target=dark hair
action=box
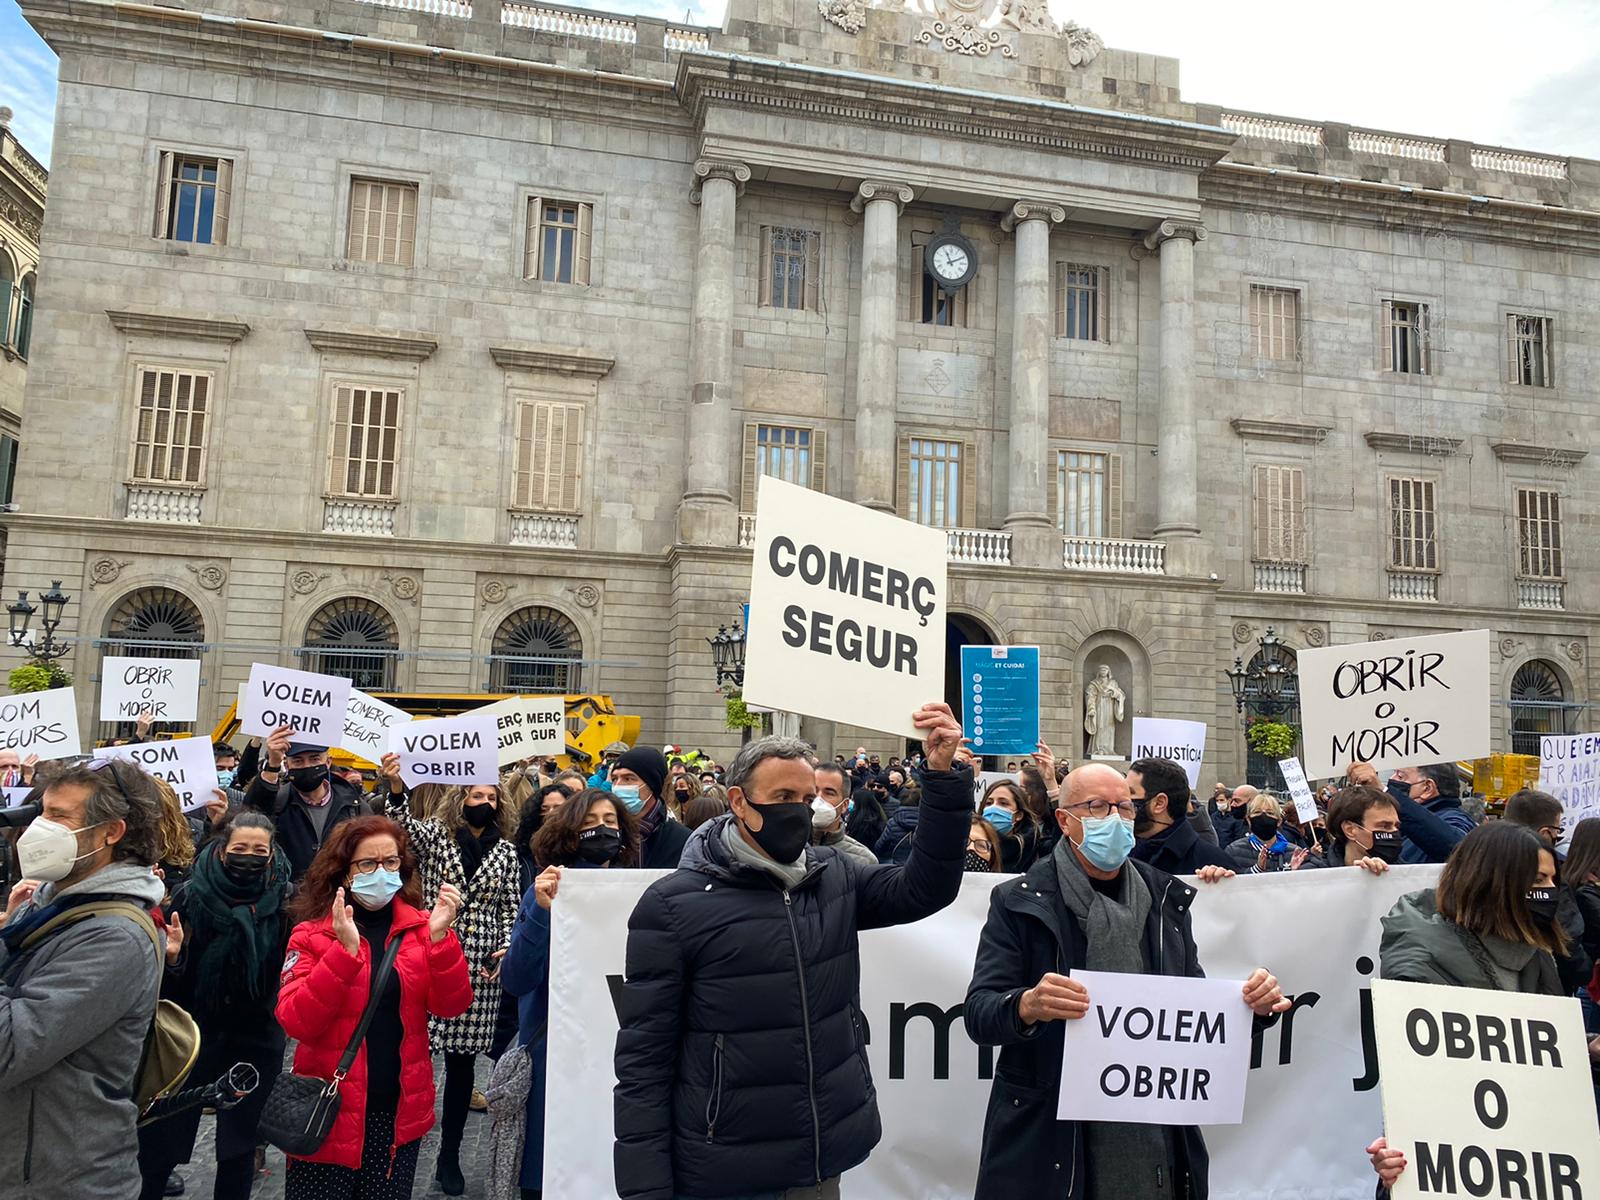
[846,786,886,848]
[1326,785,1397,853]
[814,762,851,794]
[289,815,423,923]
[513,783,571,857]
[1129,757,1190,820]
[1416,762,1460,800]
[969,814,1003,868]
[213,742,237,759]
[1436,823,1565,956]
[981,779,1032,828]
[50,761,164,868]
[532,787,639,868]
[682,793,729,831]
[221,811,275,846]
[1016,763,1050,823]
[1505,788,1563,833]
[1564,819,1600,887]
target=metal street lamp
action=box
[707,621,747,690]
[1225,625,1298,715]
[8,579,72,661]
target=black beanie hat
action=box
[615,746,667,802]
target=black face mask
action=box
[964,849,992,873]
[462,802,496,829]
[1230,802,1249,817]
[741,800,812,863]
[575,826,623,865]
[1365,829,1404,864]
[287,764,329,795]
[1527,887,1560,928]
[223,852,270,884]
[1249,815,1281,841]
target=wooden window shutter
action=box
[895,432,912,518]
[328,385,351,494]
[1418,305,1431,375]
[809,427,827,491]
[740,423,760,512]
[1107,453,1124,538]
[1250,465,1269,560]
[576,203,593,287]
[153,151,174,238]
[1047,448,1062,529]
[805,232,821,312]
[211,159,233,246]
[1052,263,1065,338]
[512,403,535,508]
[523,198,540,280]
[557,402,584,510]
[528,402,553,509]
[758,228,773,308]
[959,440,977,528]
[1505,315,1519,384]
[1380,301,1394,371]
[1098,266,1113,343]
[1289,466,1306,562]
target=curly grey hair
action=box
[726,736,817,793]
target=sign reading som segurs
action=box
[1297,629,1490,780]
[743,476,947,739]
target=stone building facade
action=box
[0,108,43,522]
[10,0,1598,776]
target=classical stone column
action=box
[1001,201,1065,567]
[1143,219,1208,571]
[850,180,914,513]
[678,158,750,547]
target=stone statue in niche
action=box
[1084,664,1126,759]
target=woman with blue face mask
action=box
[979,780,1038,873]
[276,815,472,1200]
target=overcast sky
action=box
[5,0,1599,166]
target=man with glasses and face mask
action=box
[244,725,369,881]
[0,758,167,1200]
[964,762,1290,1200]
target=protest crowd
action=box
[0,677,1597,1200]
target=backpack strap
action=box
[20,899,162,961]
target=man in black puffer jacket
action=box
[614,702,970,1200]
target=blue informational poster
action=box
[960,645,1041,758]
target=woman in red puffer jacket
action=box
[276,814,473,1200]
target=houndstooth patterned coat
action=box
[386,793,522,1054]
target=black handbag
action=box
[259,934,404,1157]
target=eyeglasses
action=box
[351,856,403,875]
[1064,799,1138,820]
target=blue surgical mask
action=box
[981,805,1015,836]
[1074,813,1135,872]
[216,768,236,790]
[349,867,402,910]
[612,784,644,814]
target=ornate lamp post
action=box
[1225,625,1297,716]
[707,621,747,690]
[8,580,71,661]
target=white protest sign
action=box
[101,737,219,811]
[1373,978,1600,1200]
[389,714,498,788]
[1131,717,1207,788]
[743,475,946,739]
[545,864,1443,1200]
[1279,757,1320,824]
[1058,969,1252,1125]
[1298,629,1490,780]
[974,770,1014,805]
[99,657,202,723]
[470,696,566,766]
[1541,734,1600,832]
[340,690,413,763]
[2,786,31,807]
[237,663,351,743]
[0,688,82,759]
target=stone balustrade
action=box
[1387,571,1438,602]
[125,486,203,524]
[737,513,756,548]
[1253,562,1307,594]
[1517,579,1565,611]
[509,512,580,549]
[1064,536,1166,574]
[324,499,396,536]
[946,528,1012,566]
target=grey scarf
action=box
[1053,838,1174,1198]
[722,820,809,890]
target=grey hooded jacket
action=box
[1379,887,1562,995]
[0,862,166,1200]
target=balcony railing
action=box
[1517,579,1566,611]
[1064,537,1166,574]
[502,2,635,38]
[738,513,756,548]
[509,512,579,549]
[125,486,203,524]
[946,528,1011,566]
[1221,113,1324,145]
[1387,571,1438,602]
[1253,562,1307,594]
[324,499,396,536]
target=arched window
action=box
[490,605,582,694]
[15,273,33,360]
[0,253,14,347]
[1243,644,1301,789]
[301,597,398,690]
[104,587,205,658]
[1509,660,1569,756]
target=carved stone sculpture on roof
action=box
[819,0,1104,67]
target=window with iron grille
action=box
[1387,476,1438,570]
[907,438,962,527]
[303,597,398,690]
[328,384,403,500]
[1056,450,1120,537]
[1507,315,1553,387]
[347,179,417,266]
[490,605,582,694]
[1250,285,1300,361]
[1382,300,1430,374]
[512,399,583,512]
[525,198,592,285]
[1516,488,1563,579]
[1055,264,1105,341]
[154,154,232,245]
[759,227,820,310]
[130,367,210,486]
[1251,465,1307,562]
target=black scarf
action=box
[184,842,290,1026]
[456,822,500,883]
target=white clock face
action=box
[932,243,970,282]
